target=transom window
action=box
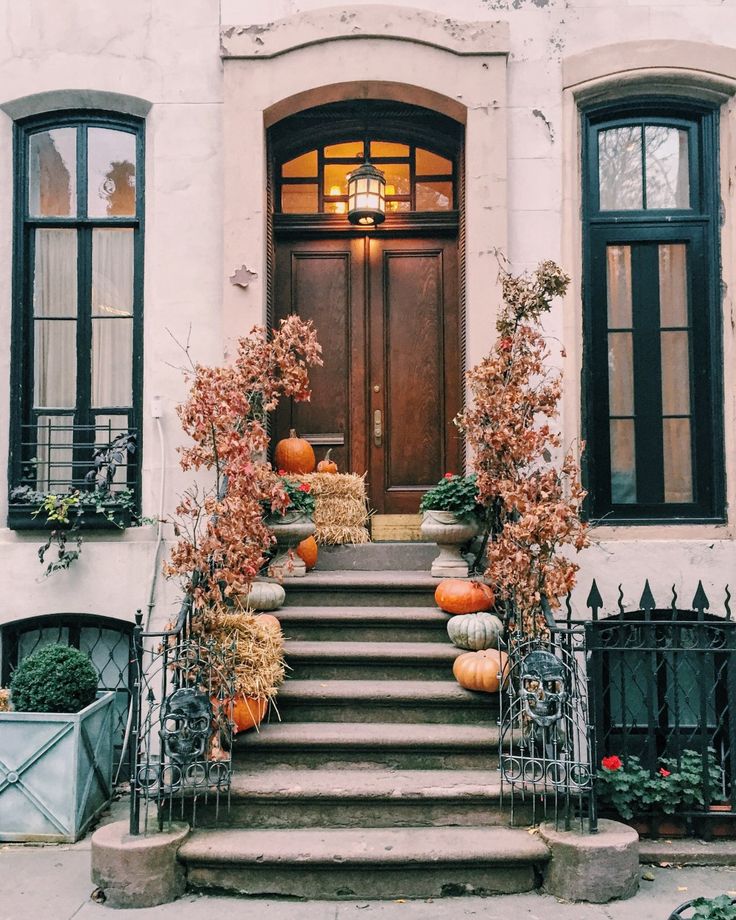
[583,103,722,523]
[278,139,455,214]
[9,113,143,517]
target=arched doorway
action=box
[269,100,464,514]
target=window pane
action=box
[370,141,410,158]
[610,419,637,504]
[281,184,318,213]
[386,200,410,213]
[661,331,691,416]
[19,625,70,659]
[34,320,76,407]
[416,181,452,211]
[92,319,133,407]
[80,626,130,688]
[416,148,452,175]
[608,333,635,416]
[606,246,632,327]
[33,229,78,317]
[382,164,410,197]
[645,127,689,209]
[29,128,77,217]
[325,200,348,215]
[92,229,134,317]
[659,244,688,327]
[324,141,364,159]
[87,127,136,217]
[94,414,132,487]
[33,415,75,491]
[282,151,317,178]
[663,418,693,502]
[598,126,643,210]
[324,164,353,196]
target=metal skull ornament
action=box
[160,688,212,764]
[519,649,567,727]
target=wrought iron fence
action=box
[128,599,236,835]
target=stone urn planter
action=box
[266,511,316,577]
[420,510,480,578]
[0,691,115,842]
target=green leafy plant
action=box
[597,750,723,819]
[273,474,316,517]
[419,473,482,519]
[9,645,98,713]
[685,896,736,920]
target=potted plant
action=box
[0,645,114,842]
[264,473,317,578]
[419,473,482,578]
[455,260,589,636]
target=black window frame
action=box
[582,98,724,524]
[8,110,145,528]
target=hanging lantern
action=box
[347,161,386,226]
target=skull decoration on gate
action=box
[519,649,567,753]
[160,688,212,766]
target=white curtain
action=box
[91,228,134,408]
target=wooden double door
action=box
[274,233,461,514]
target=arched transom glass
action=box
[278,140,455,214]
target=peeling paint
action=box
[532,108,555,143]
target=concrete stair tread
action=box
[277,605,447,623]
[227,767,502,800]
[285,570,439,589]
[179,825,549,866]
[284,640,461,661]
[238,721,497,748]
[278,679,489,704]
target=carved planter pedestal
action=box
[266,512,316,578]
[420,510,479,578]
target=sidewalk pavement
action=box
[1,800,735,920]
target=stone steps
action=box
[275,678,497,724]
[233,721,499,770]
[277,605,449,643]
[284,639,460,680]
[189,767,520,829]
[316,542,436,571]
[179,826,549,899]
[282,570,438,607]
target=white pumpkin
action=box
[447,611,504,651]
[237,581,286,612]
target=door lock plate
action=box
[373,409,382,447]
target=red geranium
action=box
[601,755,623,771]
[443,473,455,479]
[659,768,671,777]
[298,482,311,493]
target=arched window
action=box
[582,100,723,523]
[9,112,144,524]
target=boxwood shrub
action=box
[10,645,98,713]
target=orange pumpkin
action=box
[256,613,282,633]
[215,695,269,734]
[453,649,509,693]
[274,429,315,474]
[316,449,338,474]
[435,579,495,615]
[296,535,318,571]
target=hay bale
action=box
[0,688,10,712]
[298,472,370,545]
[194,607,285,701]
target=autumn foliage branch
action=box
[164,316,322,610]
[456,260,589,636]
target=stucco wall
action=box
[0,1,735,633]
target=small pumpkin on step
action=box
[435,578,495,615]
[316,449,338,474]
[274,428,316,474]
[453,648,509,693]
[447,611,504,651]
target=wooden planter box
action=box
[7,503,131,531]
[0,692,115,842]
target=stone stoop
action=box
[178,567,547,899]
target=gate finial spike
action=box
[692,580,710,617]
[639,580,656,613]
[586,580,603,621]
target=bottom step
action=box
[179,826,549,899]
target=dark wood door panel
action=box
[274,239,365,474]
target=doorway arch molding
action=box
[222,7,509,373]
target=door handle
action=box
[373,409,382,447]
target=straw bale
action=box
[0,689,9,712]
[194,607,285,701]
[298,472,371,545]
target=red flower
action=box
[278,469,287,476]
[659,768,671,778]
[499,337,513,352]
[601,755,623,771]
[298,482,311,493]
[443,473,455,479]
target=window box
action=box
[7,501,132,531]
